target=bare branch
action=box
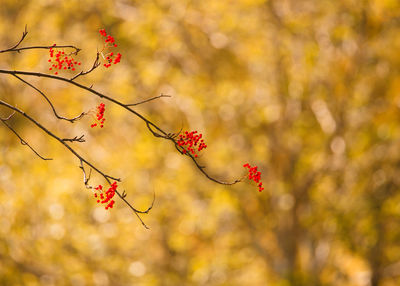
[126,93,171,107]
[79,160,92,189]
[0,26,80,54]
[117,188,156,215]
[0,40,81,54]
[0,25,28,53]
[0,111,15,121]
[146,122,165,138]
[177,141,242,185]
[71,52,101,81]
[0,115,52,160]
[62,135,85,143]
[12,74,86,123]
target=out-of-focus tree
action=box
[1,0,400,285]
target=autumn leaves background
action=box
[1,0,400,285]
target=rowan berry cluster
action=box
[243,163,264,192]
[94,181,117,210]
[90,103,105,128]
[48,44,81,75]
[99,29,121,68]
[177,131,207,158]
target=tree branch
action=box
[0,69,240,185]
[71,52,100,81]
[0,34,80,55]
[126,93,171,107]
[0,112,52,160]
[0,25,28,53]
[0,99,154,227]
[12,74,86,122]
[62,135,85,143]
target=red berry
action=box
[243,163,264,192]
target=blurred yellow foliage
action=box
[1,0,400,285]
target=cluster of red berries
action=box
[99,29,121,68]
[90,103,105,128]
[48,44,81,75]
[94,181,117,210]
[243,163,264,192]
[177,131,207,158]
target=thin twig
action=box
[0,111,15,121]
[126,93,171,107]
[1,44,81,54]
[62,135,85,143]
[79,160,92,189]
[0,26,80,54]
[0,116,52,160]
[79,159,151,228]
[71,52,100,81]
[0,25,28,53]
[12,74,86,123]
